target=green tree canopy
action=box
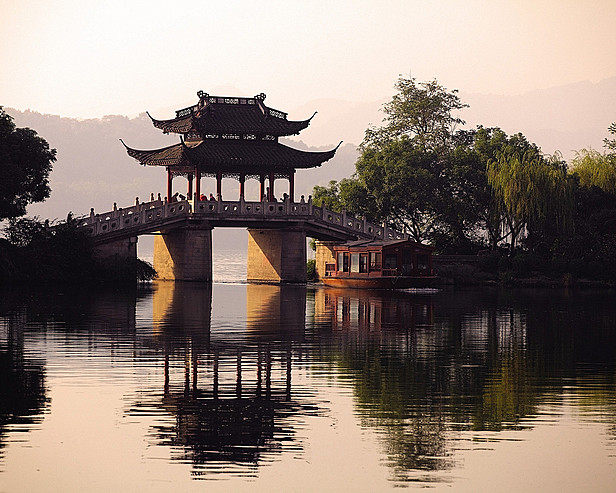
[363,77,467,152]
[312,75,586,259]
[0,108,56,219]
[570,149,616,195]
[487,152,572,250]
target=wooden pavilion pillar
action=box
[239,173,245,200]
[166,168,173,203]
[216,171,222,200]
[259,175,265,200]
[195,168,201,202]
[269,172,275,201]
[289,170,295,203]
[187,173,193,199]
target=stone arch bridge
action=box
[79,197,408,283]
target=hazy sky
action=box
[2,0,616,118]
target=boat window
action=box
[402,248,413,275]
[337,252,344,271]
[359,254,368,273]
[343,253,350,272]
[417,254,429,271]
[384,253,397,269]
[369,252,381,270]
[350,253,360,273]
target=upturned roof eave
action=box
[122,139,341,170]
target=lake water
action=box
[1,279,616,491]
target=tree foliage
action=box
[0,108,56,219]
[311,74,616,280]
[570,149,616,194]
[312,180,343,212]
[363,77,467,152]
[487,152,572,250]
[1,216,156,283]
[604,122,616,152]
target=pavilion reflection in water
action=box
[131,282,317,477]
[2,284,616,486]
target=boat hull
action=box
[321,276,437,289]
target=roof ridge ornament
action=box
[197,90,209,99]
[254,93,266,101]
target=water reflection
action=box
[131,282,317,478]
[0,284,615,489]
[0,312,48,467]
[311,288,616,482]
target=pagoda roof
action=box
[147,92,316,137]
[121,138,341,174]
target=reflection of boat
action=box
[314,287,434,330]
[321,239,437,288]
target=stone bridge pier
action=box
[93,237,138,261]
[81,197,409,284]
[247,229,307,283]
[154,226,213,282]
[152,225,307,283]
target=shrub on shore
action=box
[1,217,156,284]
[306,259,316,281]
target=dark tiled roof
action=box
[147,100,313,137]
[122,139,340,171]
[338,239,434,249]
[148,112,194,134]
[122,141,187,167]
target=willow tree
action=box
[487,152,572,251]
[472,128,545,249]
[570,149,616,194]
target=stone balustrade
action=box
[70,197,408,242]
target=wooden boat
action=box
[320,239,437,289]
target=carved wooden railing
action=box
[72,197,408,242]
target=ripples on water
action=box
[1,275,616,491]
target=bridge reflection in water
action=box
[131,282,317,477]
[1,285,616,487]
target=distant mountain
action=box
[292,77,616,158]
[6,109,358,255]
[462,77,616,158]
[6,76,614,255]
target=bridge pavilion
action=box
[122,91,340,203]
